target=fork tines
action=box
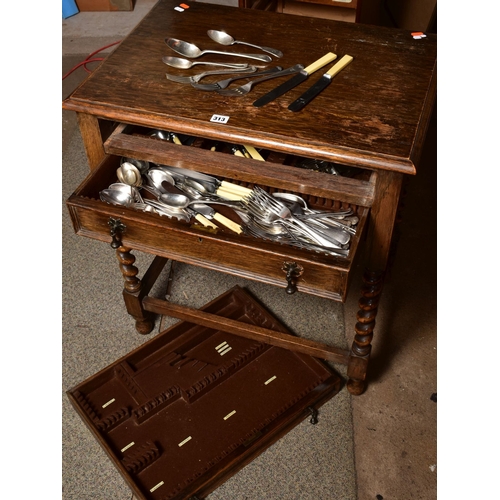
[241,187,273,216]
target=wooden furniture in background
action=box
[240,0,361,22]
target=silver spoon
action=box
[165,38,272,62]
[147,169,176,193]
[116,166,135,186]
[117,162,142,187]
[120,156,149,174]
[108,183,144,204]
[144,200,191,221]
[162,56,249,70]
[162,193,192,208]
[272,192,354,218]
[207,30,283,59]
[100,189,135,207]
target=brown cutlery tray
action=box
[67,285,342,500]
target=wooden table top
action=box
[63,0,437,174]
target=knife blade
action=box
[288,55,353,112]
[252,52,337,107]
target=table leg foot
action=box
[347,378,366,396]
[133,316,155,335]
[346,269,384,395]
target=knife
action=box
[156,164,251,198]
[288,55,353,112]
[252,52,337,107]
[191,204,243,234]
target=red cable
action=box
[62,41,121,80]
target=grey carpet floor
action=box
[62,125,357,499]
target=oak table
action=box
[64,0,437,395]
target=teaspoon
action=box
[165,38,272,62]
[207,30,283,58]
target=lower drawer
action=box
[67,154,368,301]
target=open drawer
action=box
[67,124,373,301]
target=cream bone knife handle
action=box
[216,182,252,200]
[303,52,338,74]
[215,190,244,201]
[193,213,218,229]
[212,212,243,234]
[242,145,265,161]
[192,203,243,233]
[219,181,252,196]
[324,54,353,78]
[186,207,218,228]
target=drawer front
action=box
[68,199,351,300]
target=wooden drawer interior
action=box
[103,122,375,207]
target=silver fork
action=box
[191,66,283,91]
[166,66,256,84]
[239,211,349,256]
[216,64,303,97]
[243,187,349,248]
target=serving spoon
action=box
[165,38,272,62]
[207,30,283,58]
[117,162,142,187]
[147,169,176,194]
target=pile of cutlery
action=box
[100,160,357,257]
[238,187,356,257]
[163,32,353,110]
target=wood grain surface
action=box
[63,0,437,173]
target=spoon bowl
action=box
[117,162,142,186]
[149,129,170,141]
[116,167,135,186]
[272,192,308,209]
[108,182,144,203]
[147,169,176,193]
[165,38,272,62]
[120,157,150,174]
[100,189,135,207]
[184,177,209,194]
[207,30,283,58]
[158,192,192,209]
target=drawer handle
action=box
[282,261,304,295]
[108,217,126,248]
